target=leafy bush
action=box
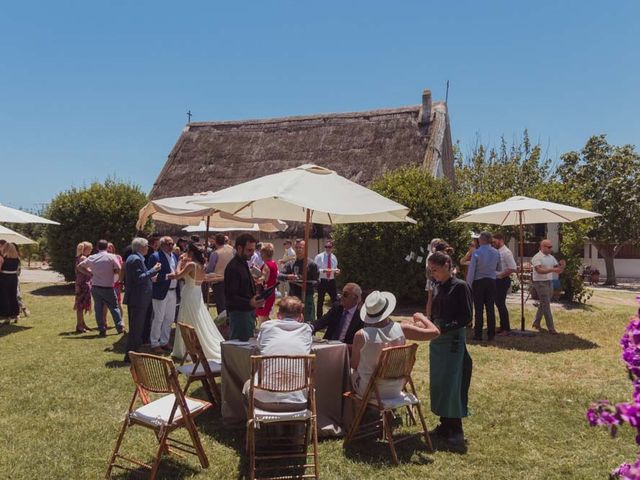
[45,179,148,281]
[333,166,465,303]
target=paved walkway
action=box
[20,268,66,283]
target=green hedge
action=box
[333,166,466,303]
[46,179,148,281]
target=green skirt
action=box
[429,327,472,418]
[229,310,256,342]
[304,295,315,323]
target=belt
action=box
[168,287,177,291]
[92,285,114,289]
[0,271,18,274]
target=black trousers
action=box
[143,302,153,344]
[126,301,150,361]
[316,279,337,319]
[495,277,511,331]
[212,282,226,315]
[472,278,497,339]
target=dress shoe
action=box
[99,330,107,337]
[531,323,542,331]
[446,432,466,448]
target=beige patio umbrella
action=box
[0,225,37,245]
[451,195,600,331]
[188,164,416,298]
[0,203,59,225]
[136,193,288,244]
[182,219,287,233]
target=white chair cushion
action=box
[176,360,221,376]
[368,391,420,409]
[253,407,312,423]
[130,394,207,426]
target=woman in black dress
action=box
[403,251,473,448]
[0,241,21,321]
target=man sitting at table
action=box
[312,282,363,345]
[246,296,313,411]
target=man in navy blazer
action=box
[147,236,180,353]
[312,282,363,345]
[124,237,160,362]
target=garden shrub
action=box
[46,179,148,281]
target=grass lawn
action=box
[0,283,638,479]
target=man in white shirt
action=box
[492,234,517,334]
[531,239,565,334]
[314,241,340,319]
[251,296,313,410]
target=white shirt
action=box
[497,245,517,277]
[250,252,264,269]
[163,251,177,289]
[255,319,313,404]
[531,251,558,281]
[338,305,358,342]
[314,252,338,280]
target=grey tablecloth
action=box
[221,339,351,437]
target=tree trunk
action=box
[595,243,618,285]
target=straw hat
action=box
[360,290,397,325]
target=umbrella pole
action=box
[204,215,211,249]
[302,209,312,302]
[519,212,525,331]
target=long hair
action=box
[188,242,205,265]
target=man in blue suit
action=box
[124,237,161,363]
[147,236,180,353]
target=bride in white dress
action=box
[169,243,225,362]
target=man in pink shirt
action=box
[77,239,125,336]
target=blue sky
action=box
[1,1,638,210]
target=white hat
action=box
[360,290,397,325]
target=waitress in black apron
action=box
[403,250,473,448]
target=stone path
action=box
[19,268,66,283]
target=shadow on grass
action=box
[467,329,599,354]
[111,456,200,480]
[104,334,129,354]
[344,434,435,465]
[29,283,74,296]
[0,323,32,338]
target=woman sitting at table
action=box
[351,290,408,400]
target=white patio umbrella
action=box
[136,193,288,244]
[0,225,37,245]
[0,203,59,225]
[189,164,416,297]
[451,195,600,331]
[182,219,288,233]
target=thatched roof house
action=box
[150,89,454,201]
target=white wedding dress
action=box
[172,274,224,362]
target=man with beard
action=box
[224,233,265,341]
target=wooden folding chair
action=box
[106,352,212,479]
[343,343,432,464]
[176,322,221,405]
[246,354,319,480]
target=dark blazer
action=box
[312,304,363,345]
[148,250,180,301]
[224,254,256,312]
[124,252,155,307]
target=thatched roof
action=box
[150,89,454,200]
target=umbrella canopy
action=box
[451,196,600,225]
[0,225,37,245]
[0,203,59,225]
[187,164,416,225]
[136,194,288,232]
[182,219,288,233]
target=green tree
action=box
[558,135,640,285]
[333,166,465,303]
[45,179,148,281]
[456,132,594,302]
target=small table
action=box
[221,339,351,437]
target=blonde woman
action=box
[74,241,93,333]
[0,241,21,321]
